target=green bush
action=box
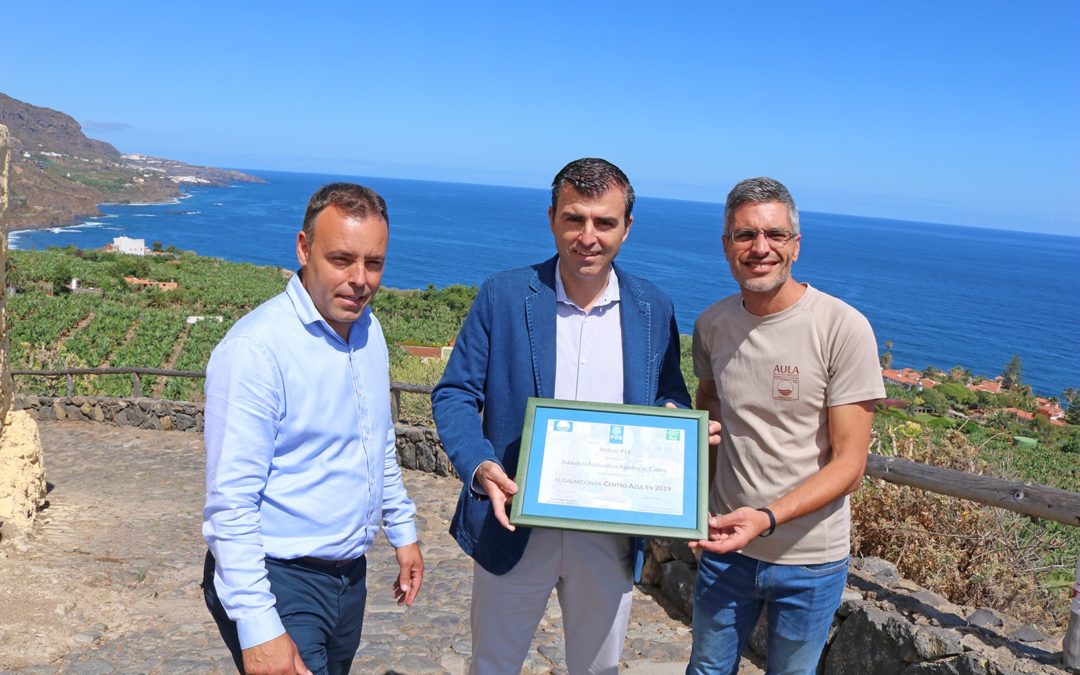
[925,416,958,430]
[935,382,976,408]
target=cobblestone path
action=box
[0,421,702,674]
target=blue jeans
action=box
[203,550,368,675]
[687,551,848,675]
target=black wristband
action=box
[756,507,776,538]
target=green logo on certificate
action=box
[666,429,681,441]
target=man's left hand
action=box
[393,542,424,606]
[706,420,721,446]
[665,402,721,445]
[688,507,771,554]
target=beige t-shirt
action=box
[692,285,885,564]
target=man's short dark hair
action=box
[723,177,799,234]
[551,158,634,221]
[302,183,389,240]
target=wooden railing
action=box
[11,367,204,399]
[11,367,432,424]
[388,381,436,425]
[866,454,1080,527]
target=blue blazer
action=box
[432,256,691,579]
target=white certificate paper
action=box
[535,418,685,515]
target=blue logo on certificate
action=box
[609,424,624,443]
[553,420,573,432]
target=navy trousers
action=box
[202,550,368,675]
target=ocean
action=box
[10,169,1080,397]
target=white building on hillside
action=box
[111,236,147,256]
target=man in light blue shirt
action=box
[202,183,423,675]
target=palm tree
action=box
[948,366,973,384]
[1063,387,1080,426]
[879,340,893,369]
[1001,355,1023,390]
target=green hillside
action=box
[7,246,473,410]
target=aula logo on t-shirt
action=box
[772,364,800,401]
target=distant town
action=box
[883,367,1066,426]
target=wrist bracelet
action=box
[756,507,776,538]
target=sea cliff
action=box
[0,92,264,231]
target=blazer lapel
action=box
[618,266,652,406]
[525,257,558,399]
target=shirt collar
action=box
[286,271,370,343]
[554,259,620,311]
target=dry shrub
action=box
[389,355,446,426]
[16,341,87,396]
[851,423,1064,628]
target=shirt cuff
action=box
[236,606,287,650]
[470,465,488,496]
[469,459,505,498]
[383,521,418,549]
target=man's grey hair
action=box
[551,158,634,221]
[302,182,389,240]
[723,177,799,234]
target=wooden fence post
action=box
[1066,554,1080,668]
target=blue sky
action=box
[4,1,1078,234]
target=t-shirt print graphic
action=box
[772,364,800,401]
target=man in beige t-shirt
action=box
[686,177,884,675]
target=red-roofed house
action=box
[882,369,919,390]
[882,368,938,391]
[1035,397,1064,420]
[968,378,1004,395]
[1002,407,1035,422]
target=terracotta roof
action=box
[968,380,1003,394]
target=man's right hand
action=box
[476,460,518,531]
[242,633,311,675]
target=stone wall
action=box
[12,394,454,478]
[15,394,203,432]
[643,542,1068,673]
[395,424,456,478]
[10,394,1071,671]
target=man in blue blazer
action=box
[433,158,692,674]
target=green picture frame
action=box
[509,397,709,539]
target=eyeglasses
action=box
[725,229,798,246]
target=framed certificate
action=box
[509,397,709,539]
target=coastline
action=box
[5,175,257,234]
[7,171,1077,397]
[7,192,197,240]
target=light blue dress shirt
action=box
[202,273,417,649]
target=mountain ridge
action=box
[0,92,264,231]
